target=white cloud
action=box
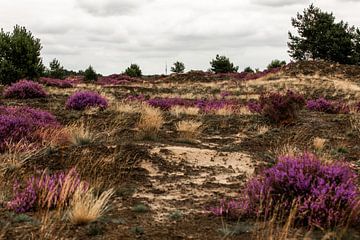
[0,0,359,74]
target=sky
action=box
[1,0,360,75]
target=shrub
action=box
[0,25,44,85]
[125,64,142,77]
[84,66,98,82]
[306,98,349,114]
[243,66,254,73]
[0,106,59,152]
[211,153,360,229]
[39,77,73,88]
[3,80,47,99]
[257,90,305,124]
[210,55,239,73]
[47,58,65,79]
[7,168,86,213]
[66,91,108,111]
[267,59,286,70]
[171,61,185,74]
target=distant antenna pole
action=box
[165,62,168,75]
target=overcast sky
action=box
[1,0,360,75]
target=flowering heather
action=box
[97,74,140,86]
[39,77,73,88]
[220,67,282,81]
[212,153,360,229]
[147,97,193,110]
[306,98,350,114]
[251,90,305,124]
[66,91,108,110]
[126,94,146,102]
[0,106,59,152]
[7,168,86,213]
[3,80,47,99]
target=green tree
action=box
[48,58,65,79]
[210,55,239,73]
[125,64,142,77]
[0,25,44,85]
[171,61,185,73]
[243,66,254,73]
[267,59,286,70]
[288,4,360,65]
[84,65,97,82]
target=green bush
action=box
[0,25,44,85]
[210,55,239,73]
[84,65,97,82]
[171,61,185,73]
[243,66,254,73]
[47,58,65,79]
[267,59,286,70]
[125,64,142,77]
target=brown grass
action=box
[176,120,203,140]
[66,122,94,146]
[137,104,164,138]
[170,106,200,117]
[313,137,326,151]
[68,185,114,225]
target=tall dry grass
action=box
[176,120,203,140]
[68,185,114,225]
[137,104,164,139]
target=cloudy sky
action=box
[1,0,360,75]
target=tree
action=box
[125,64,142,77]
[84,65,97,82]
[171,61,185,73]
[0,25,44,85]
[267,59,286,70]
[48,58,65,79]
[243,66,254,73]
[210,55,239,73]
[288,4,360,65]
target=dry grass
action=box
[66,122,94,146]
[137,104,164,138]
[112,101,141,114]
[237,106,253,115]
[313,137,326,151]
[272,143,300,158]
[212,107,234,116]
[257,125,269,135]
[68,185,114,225]
[350,114,360,136]
[176,120,203,140]
[35,127,71,147]
[0,141,38,174]
[170,106,200,117]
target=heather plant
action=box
[0,106,59,152]
[255,90,305,124]
[3,80,47,99]
[7,168,87,213]
[66,91,108,111]
[306,98,349,114]
[211,153,360,229]
[39,77,73,88]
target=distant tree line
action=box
[1,4,359,84]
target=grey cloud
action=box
[76,0,152,16]
[252,0,308,7]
